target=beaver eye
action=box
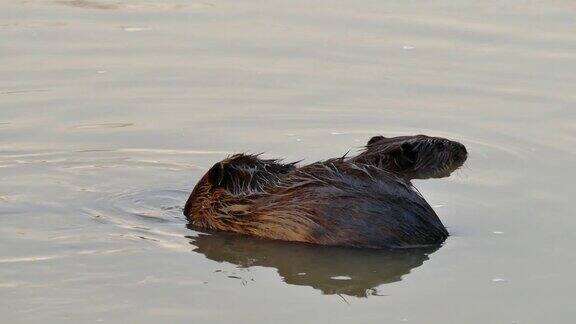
[436,142,445,150]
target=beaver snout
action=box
[451,142,468,163]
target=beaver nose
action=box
[452,143,468,162]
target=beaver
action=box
[183,133,467,248]
[349,134,468,180]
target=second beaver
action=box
[349,134,468,180]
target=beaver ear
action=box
[367,135,386,147]
[206,162,230,187]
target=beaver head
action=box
[351,135,467,180]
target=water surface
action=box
[1,1,575,323]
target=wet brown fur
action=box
[183,141,459,248]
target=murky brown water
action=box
[1,1,575,323]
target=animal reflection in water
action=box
[187,232,438,297]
